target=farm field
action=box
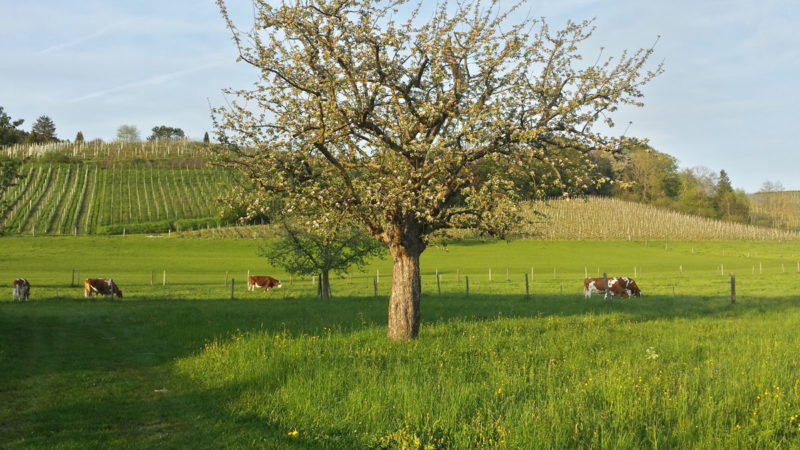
[3,236,800,448]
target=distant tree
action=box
[29,116,58,143]
[0,155,20,232]
[259,218,385,300]
[203,131,210,145]
[759,180,785,193]
[620,143,680,203]
[713,170,749,222]
[147,126,185,142]
[0,106,27,145]
[75,131,85,144]
[116,125,140,143]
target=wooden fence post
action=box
[162,270,166,286]
[603,272,611,301]
[150,270,154,286]
[525,273,529,298]
[730,272,736,304]
[231,279,235,300]
[373,277,378,297]
[466,276,470,297]
[436,273,441,296]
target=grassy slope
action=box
[3,237,800,447]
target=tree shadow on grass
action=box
[3,293,799,448]
[2,385,321,449]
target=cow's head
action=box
[628,280,642,297]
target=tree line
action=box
[587,138,751,224]
[0,106,210,146]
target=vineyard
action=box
[748,190,800,230]
[0,141,238,235]
[5,141,800,240]
[523,196,800,241]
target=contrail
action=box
[40,23,117,54]
[67,61,226,103]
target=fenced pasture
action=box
[4,236,800,447]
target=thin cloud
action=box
[67,60,227,103]
[39,23,119,54]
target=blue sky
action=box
[2,0,798,192]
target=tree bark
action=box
[387,244,422,340]
[321,270,331,300]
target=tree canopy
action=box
[0,106,27,145]
[215,0,662,340]
[116,125,140,143]
[147,126,185,142]
[28,115,58,143]
[260,217,384,299]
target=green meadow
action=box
[3,236,800,448]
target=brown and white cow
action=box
[84,278,123,299]
[13,278,30,301]
[247,275,282,292]
[584,277,642,299]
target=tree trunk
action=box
[321,270,331,300]
[387,244,422,341]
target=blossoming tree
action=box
[214,0,662,340]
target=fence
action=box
[45,261,796,302]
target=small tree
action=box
[29,116,57,143]
[147,126,185,142]
[216,0,662,340]
[75,131,85,144]
[0,107,27,145]
[203,131,210,145]
[260,218,384,299]
[116,125,140,143]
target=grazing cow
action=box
[13,278,30,301]
[247,275,282,292]
[84,278,123,299]
[584,277,642,299]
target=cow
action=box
[84,278,123,299]
[584,277,642,299]
[247,275,282,292]
[13,278,30,301]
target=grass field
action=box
[3,236,800,448]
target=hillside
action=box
[4,141,800,240]
[0,141,237,235]
[523,196,800,241]
[748,190,800,230]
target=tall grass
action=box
[3,236,800,448]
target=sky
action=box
[2,0,798,193]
